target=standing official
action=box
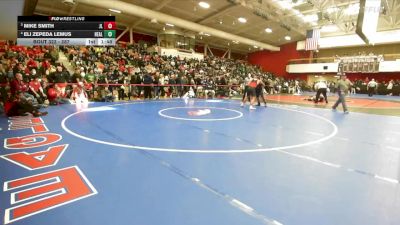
[367,78,377,97]
[332,74,352,114]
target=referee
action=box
[314,80,328,104]
[241,73,251,102]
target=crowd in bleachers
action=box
[311,78,400,96]
[61,44,307,100]
[0,41,399,117]
[351,78,400,96]
[0,42,306,116]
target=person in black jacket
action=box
[168,74,176,98]
[204,77,216,99]
[49,66,69,98]
[143,72,153,99]
[175,74,183,98]
[117,71,126,100]
[153,72,160,99]
[135,72,144,98]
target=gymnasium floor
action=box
[267,93,400,116]
[1,97,400,225]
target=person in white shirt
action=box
[387,80,394,96]
[294,80,301,95]
[70,82,88,104]
[314,80,328,104]
[242,73,251,101]
[367,78,377,97]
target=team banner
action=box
[339,55,381,73]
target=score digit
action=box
[104,22,116,30]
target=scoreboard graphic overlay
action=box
[17,16,116,46]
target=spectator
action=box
[5,92,47,117]
[10,73,36,105]
[29,75,47,105]
[0,65,8,103]
[49,66,69,97]
[143,71,153,99]
[204,77,216,99]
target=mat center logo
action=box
[187,109,211,116]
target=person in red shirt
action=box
[41,59,51,71]
[10,73,38,106]
[118,58,125,67]
[29,76,47,104]
[27,58,38,69]
[10,73,28,96]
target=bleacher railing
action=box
[288,54,400,65]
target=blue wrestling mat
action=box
[1,99,400,225]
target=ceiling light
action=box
[321,24,339,32]
[232,40,239,44]
[166,23,174,27]
[253,45,259,48]
[108,8,121,13]
[284,36,291,41]
[303,14,318,22]
[265,28,272,33]
[238,17,247,23]
[198,1,210,9]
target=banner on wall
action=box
[339,55,382,73]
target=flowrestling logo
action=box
[187,109,211,116]
[1,115,97,224]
